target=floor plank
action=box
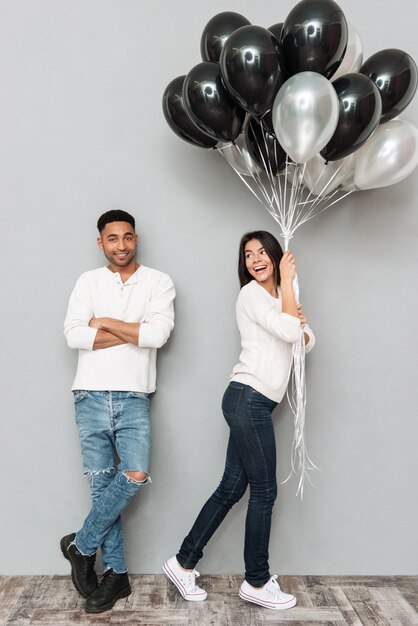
[0,575,416,625]
[369,587,418,626]
[340,585,392,626]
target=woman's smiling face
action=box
[244,238,275,286]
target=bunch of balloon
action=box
[162,1,418,495]
[163,2,418,238]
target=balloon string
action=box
[282,328,320,498]
[217,146,272,209]
[218,134,356,262]
[218,136,355,496]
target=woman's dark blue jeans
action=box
[177,382,278,586]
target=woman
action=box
[163,231,315,610]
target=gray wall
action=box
[1,0,417,575]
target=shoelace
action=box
[100,569,118,589]
[265,575,283,598]
[184,569,201,592]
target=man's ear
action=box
[97,237,103,250]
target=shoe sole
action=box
[239,588,297,610]
[162,561,207,602]
[85,585,132,613]
[60,537,91,599]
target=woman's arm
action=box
[279,251,299,318]
[297,304,311,346]
[281,253,316,349]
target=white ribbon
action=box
[218,133,353,496]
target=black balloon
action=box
[220,25,285,117]
[183,62,245,143]
[200,12,251,63]
[162,76,218,148]
[282,0,348,78]
[321,74,382,161]
[245,120,286,175]
[360,49,418,123]
[268,22,284,44]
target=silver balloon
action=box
[304,153,356,196]
[272,72,339,164]
[218,133,261,176]
[340,156,356,191]
[331,23,363,82]
[354,119,418,190]
[340,179,356,192]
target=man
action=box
[61,209,175,613]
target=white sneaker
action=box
[239,575,297,610]
[162,556,208,602]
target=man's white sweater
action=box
[64,265,175,392]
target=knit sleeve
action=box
[303,324,315,353]
[238,284,301,343]
[63,274,97,350]
[138,273,175,349]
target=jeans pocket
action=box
[127,391,149,400]
[249,389,277,420]
[222,383,245,417]
[73,390,90,404]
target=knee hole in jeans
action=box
[123,470,149,485]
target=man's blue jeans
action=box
[73,390,151,574]
[177,382,278,586]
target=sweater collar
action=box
[104,264,142,285]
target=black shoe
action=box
[60,533,98,598]
[85,569,131,613]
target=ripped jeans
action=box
[73,390,151,573]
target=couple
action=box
[61,209,315,614]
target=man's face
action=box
[97,221,138,269]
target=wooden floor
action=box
[0,574,417,625]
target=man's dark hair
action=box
[97,210,135,233]
[238,230,284,288]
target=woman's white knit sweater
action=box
[231,280,315,403]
